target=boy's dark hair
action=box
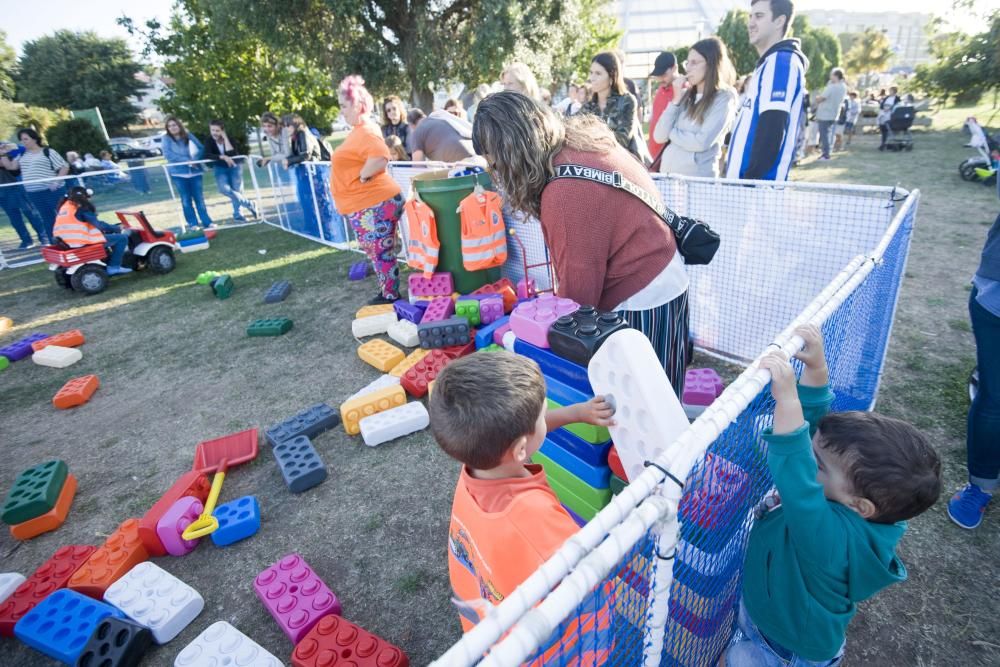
[407,108,426,125]
[210,119,225,129]
[817,412,941,524]
[752,0,795,37]
[429,353,547,470]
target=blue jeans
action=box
[171,175,213,228]
[969,285,1000,489]
[103,233,128,269]
[725,599,844,667]
[24,186,66,239]
[213,164,254,219]
[0,184,47,243]
[817,120,834,158]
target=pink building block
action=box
[682,368,725,407]
[253,553,342,643]
[155,496,203,557]
[419,296,456,324]
[478,295,504,325]
[509,295,579,348]
[408,272,454,298]
[492,322,512,346]
[516,278,537,299]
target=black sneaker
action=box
[18,240,35,249]
[368,294,399,305]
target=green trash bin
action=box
[412,169,502,294]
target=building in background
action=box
[801,10,932,69]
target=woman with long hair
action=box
[282,113,333,238]
[162,116,214,229]
[473,92,690,393]
[204,120,258,221]
[380,95,409,153]
[653,37,738,177]
[331,75,404,304]
[501,62,541,101]
[12,127,70,243]
[579,52,644,161]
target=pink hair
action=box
[338,75,374,115]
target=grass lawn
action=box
[0,102,997,665]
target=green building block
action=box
[546,399,611,444]
[196,271,220,285]
[247,318,293,337]
[2,459,69,525]
[477,344,504,353]
[533,449,611,508]
[545,470,605,521]
[455,299,481,326]
[609,474,627,496]
[0,355,8,371]
[177,230,207,242]
[211,275,234,299]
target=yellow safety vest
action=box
[53,201,106,247]
[459,190,507,271]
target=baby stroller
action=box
[959,117,999,185]
[884,105,914,151]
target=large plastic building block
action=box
[103,562,204,644]
[348,260,370,281]
[588,329,689,483]
[0,316,11,332]
[0,356,8,371]
[210,275,234,299]
[272,436,328,492]
[478,294,504,324]
[441,341,475,359]
[254,553,342,644]
[0,545,96,636]
[399,349,451,398]
[682,368,725,418]
[513,338,593,395]
[532,449,611,507]
[0,573,26,605]
[562,504,588,528]
[195,271,219,285]
[14,589,126,664]
[211,496,260,547]
[53,374,100,409]
[2,459,69,525]
[547,306,630,366]
[545,377,610,444]
[475,315,509,349]
[32,329,86,352]
[265,403,341,447]
[359,401,429,447]
[538,440,610,489]
[509,295,580,348]
[75,615,152,667]
[9,473,77,541]
[340,384,407,435]
[608,445,627,481]
[454,298,481,326]
[358,339,405,372]
[389,348,429,378]
[155,496,203,557]
[351,311,397,338]
[544,470,604,521]
[193,428,259,475]
[292,614,410,667]
[0,332,49,362]
[408,271,454,297]
[175,621,283,667]
[69,519,149,599]
[387,318,421,348]
[609,474,627,496]
[32,345,83,368]
[418,316,471,349]
[678,453,750,534]
[493,322,512,346]
[247,318,294,336]
[546,426,611,468]
[418,296,455,324]
[264,280,293,303]
[471,278,518,313]
[393,299,427,324]
[138,471,211,557]
[355,303,396,319]
[347,374,401,403]
[477,344,504,353]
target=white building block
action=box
[347,374,401,403]
[174,621,282,667]
[0,572,25,605]
[387,319,420,348]
[351,311,397,338]
[32,345,82,368]
[104,562,204,644]
[359,401,429,447]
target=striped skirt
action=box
[619,290,690,397]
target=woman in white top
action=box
[14,127,69,243]
[653,37,738,178]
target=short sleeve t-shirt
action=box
[815,81,848,122]
[408,111,475,162]
[19,148,67,192]
[329,122,400,215]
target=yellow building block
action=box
[355,303,396,319]
[428,380,435,396]
[357,339,405,372]
[389,348,430,378]
[0,317,12,332]
[340,384,406,435]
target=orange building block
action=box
[389,348,429,378]
[138,471,212,556]
[357,339,405,372]
[68,518,148,599]
[9,474,78,541]
[52,375,100,409]
[340,384,406,435]
[355,303,396,319]
[32,329,85,352]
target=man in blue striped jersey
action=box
[725,0,808,182]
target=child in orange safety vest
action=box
[53,186,131,275]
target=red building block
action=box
[31,329,86,352]
[9,473,78,541]
[53,375,100,409]
[68,519,148,599]
[0,545,96,636]
[608,445,627,482]
[139,471,212,556]
[400,349,451,398]
[292,614,409,667]
[441,341,475,359]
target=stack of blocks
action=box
[509,295,580,348]
[177,229,209,253]
[417,317,470,350]
[1,459,77,541]
[340,385,407,435]
[31,329,85,370]
[138,471,212,556]
[0,333,50,363]
[0,545,96,636]
[419,296,455,324]
[266,404,339,492]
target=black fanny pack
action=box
[548,164,720,265]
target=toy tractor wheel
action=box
[54,268,72,289]
[959,161,980,181]
[70,265,109,295]
[147,246,176,274]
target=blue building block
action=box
[264,280,293,303]
[514,338,593,395]
[475,316,510,349]
[394,299,427,324]
[272,436,328,493]
[539,439,611,489]
[348,261,370,280]
[0,333,49,363]
[15,589,125,665]
[265,403,340,447]
[75,616,152,667]
[211,495,261,547]
[547,425,611,467]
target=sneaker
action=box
[247,202,260,220]
[947,484,992,529]
[107,266,133,276]
[819,156,831,161]
[368,294,399,305]
[18,240,35,249]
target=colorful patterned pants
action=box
[619,289,690,397]
[346,194,404,299]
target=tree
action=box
[0,30,16,100]
[14,31,145,131]
[844,27,893,78]
[0,99,70,141]
[792,16,842,92]
[716,10,758,77]
[46,118,110,156]
[913,12,999,106]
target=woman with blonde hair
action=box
[331,75,404,304]
[501,62,541,101]
[653,37,738,177]
[472,92,690,393]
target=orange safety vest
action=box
[53,201,106,247]
[404,198,440,278]
[459,190,507,271]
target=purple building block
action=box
[254,553,342,643]
[478,295,504,325]
[562,504,587,528]
[683,368,725,407]
[348,261,370,281]
[155,496,203,556]
[394,299,428,324]
[493,322,512,346]
[419,296,455,324]
[516,278,537,299]
[408,272,454,297]
[509,295,579,348]
[0,333,49,362]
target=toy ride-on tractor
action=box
[41,210,179,295]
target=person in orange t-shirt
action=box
[429,353,617,661]
[331,75,404,304]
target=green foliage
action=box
[912,12,999,106]
[838,32,860,57]
[792,16,842,92]
[0,98,70,141]
[0,30,16,100]
[14,31,144,131]
[844,27,893,76]
[716,10,758,77]
[46,117,110,156]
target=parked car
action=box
[110,141,160,160]
[135,135,164,153]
